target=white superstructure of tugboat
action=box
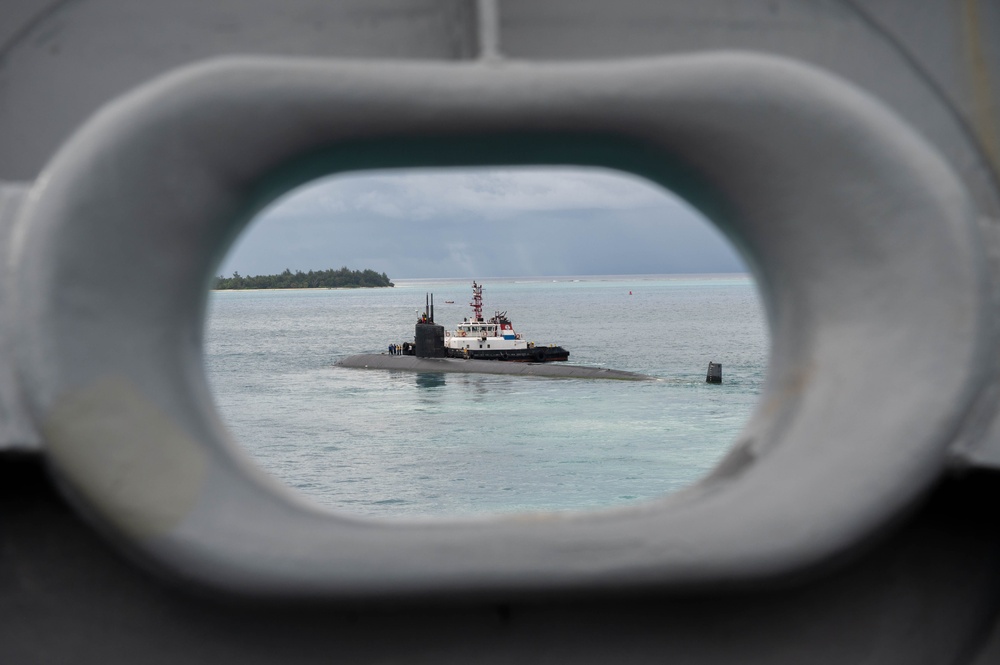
[443,282,569,362]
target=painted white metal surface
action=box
[2,3,1000,662]
[6,54,990,598]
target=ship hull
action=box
[337,354,651,380]
[446,346,569,362]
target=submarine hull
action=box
[336,354,653,381]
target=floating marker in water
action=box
[707,362,722,384]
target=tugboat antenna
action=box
[470,281,484,322]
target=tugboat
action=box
[442,282,569,362]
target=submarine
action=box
[336,284,655,381]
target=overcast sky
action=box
[217,167,746,279]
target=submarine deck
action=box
[336,354,656,381]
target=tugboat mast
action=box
[470,281,484,322]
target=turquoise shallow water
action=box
[204,274,769,517]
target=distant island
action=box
[213,267,394,290]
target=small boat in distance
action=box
[441,282,569,362]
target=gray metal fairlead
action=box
[1,4,1000,663]
[7,54,991,597]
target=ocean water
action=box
[204,274,769,518]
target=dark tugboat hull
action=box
[447,346,569,362]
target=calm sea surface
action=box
[204,274,769,517]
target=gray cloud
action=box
[217,167,746,279]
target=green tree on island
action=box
[214,267,393,290]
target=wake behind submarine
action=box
[336,282,656,381]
